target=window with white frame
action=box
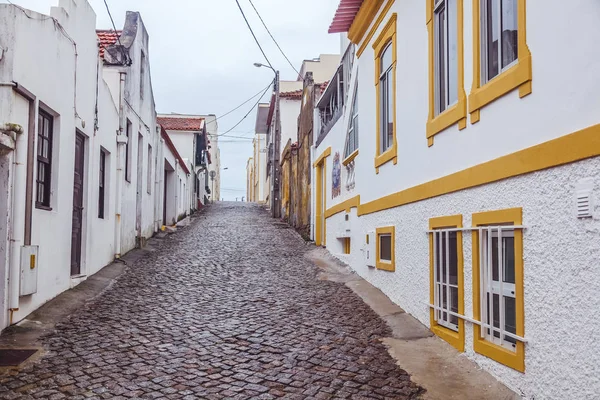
[478,225,518,350]
[481,0,518,84]
[434,0,458,115]
[432,229,459,331]
[379,43,394,153]
[344,84,359,158]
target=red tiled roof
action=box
[329,0,364,34]
[160,126,190,175]
[97,30,122,58]
[157,116,204,131]
[280,82,328,100]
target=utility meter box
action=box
[365,231,375,268]
[20,245,38,296]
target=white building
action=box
[199,114,221,202]
[159,126,192,226]
[316,0,600,398]
[0,0,192,331]
[248,103,269,203]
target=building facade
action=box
[199,114,221,203]
[315,0,600,398]
[0,0,196,331]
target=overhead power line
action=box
[247,0,300,78]
[206,81,272,126]
[234,0,274,70]
[216,82,272,137]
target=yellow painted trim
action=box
[356,0,396,58]
[348,0,386,44]
[343,238,351,254]
[426,0,466,146]
[375,226,395,272]
[313,146,332,167]
[373,14,397,172]
[471,208,525,372]
[314,158,327,246]
[325,195,360,218]
[354,123,600,216]
[469,0,532,124]
[429,215,465,352]
[342,149,359,166]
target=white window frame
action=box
[480,0,518,85]
[379,43,393,153]
[344,83,359,158]
[479,225,517,351]
[433,0,458,115]
[432,229,459,332]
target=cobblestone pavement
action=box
[0,203,424,399]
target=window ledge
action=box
[426,98,467,147]
[468,55,532,124]
[35,204,52,211]
[374,144,397,172]
[474,335,525,372]
[431,324,465,353]
[342,149,359,166]
[376,260,395,272]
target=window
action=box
[140,50,146,100]
[426,0,466,146]
[372,14,397,171]
[469,0,531,123]
[316,66,345,141]
[376,226,395,271]
[125,119,131,182]
[472,208,524,372]
[429,215,464,352]
[98,150,106,218]
[344,84,359,159]
[147,145,152,194]
[36,109,53,209]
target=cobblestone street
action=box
[0,203,423,399]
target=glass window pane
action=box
[449,231,458,285]
[503,236,515,283]
[43,117,50,138]
[492,293,500,338]
[450,286,459,325]
[504,296,517,344]
[386,72,394,149]
[379,234,392,261]
[501,0,518,68]
[442,285,448,321]
[436,6,446,113]
[43,138,49,159]
[441,232,447,283]
[447,0,458,105]
[381,43,392,73]
[485,0,500,81]
[380,76,387,152]
[491,236,499,281]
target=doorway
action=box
[70,133,85,276]
[315,160,326,246]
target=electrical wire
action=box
[215,81,272,137]
[234,0,274,70]
[247,0,300,78]
[205,81,272,126]
[102,0,129,65]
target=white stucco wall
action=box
[314,1,600,398]
[253,133,267,202]
[279,98,301,159]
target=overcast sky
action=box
[2,0,342,200]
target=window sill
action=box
[342,149,359,166]
[430,323,465,353]
[374,144,397,173]
[376,260,395,272]
[468,55,532,124]
[473,333,525,373]
[426,98,467,147]
[35,204,52,211]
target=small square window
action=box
[376,226,395,271]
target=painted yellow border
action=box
[353,123,600,216]
[429,215,465,352]
[471,207,524,372]
[348,0,386,44]
[343,238,351,254]
[426,0,467,147]
[342,149,359,166]
[373,14,398,173]
[313,146,332,167]
[315,158,327,247]
[376,226,395,271]
[469,0,532,124]
[356,0,396,58]
[325,195,360,218]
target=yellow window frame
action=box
[426,0,467,147]
[373,14,397,173]
[428,215,465,352]
[472,207,525,372]
[375,226,395,272]
[469,0,532,124]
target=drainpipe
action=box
[310,144,316,242]
[114,72,127,259]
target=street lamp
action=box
[253,62,281,219]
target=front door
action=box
[70,133,85,276]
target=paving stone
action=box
[0,203,424,399]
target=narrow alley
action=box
[0,203,424,399]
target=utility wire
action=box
[216,81,272,137]
[247,0,300,78]
[102,0,129,64]
[206,81,272,126]
[234,0,274,70]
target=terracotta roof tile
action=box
[157,116,204,131]
[280,82,328,100]
[97,30,122,58]
[160,127,190,175]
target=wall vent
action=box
[575,178,594,219]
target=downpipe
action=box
[310,144,316,242]
[114,72,127,259]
